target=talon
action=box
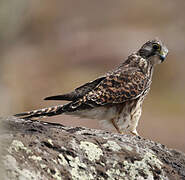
[131,129,139,136]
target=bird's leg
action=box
[111,118,122,134]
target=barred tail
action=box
[14,105,64,120]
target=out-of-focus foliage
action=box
[0,0,185,151]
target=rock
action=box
[1,116,185,180]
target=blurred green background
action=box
[1,0,185,152]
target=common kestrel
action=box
[15,39,168,135]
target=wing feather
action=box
[44,76,105,101]
[85,67,148,105]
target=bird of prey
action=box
[15,39,168,136]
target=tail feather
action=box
[14,105,64,120]
[14,100,93,120]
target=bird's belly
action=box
[66,99,142,133]
[98,103,131,131]
[118,99,142,132]
[100,100,142,132]
[67,106,117,120]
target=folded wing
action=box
[44,76,106,101]
[85,67,148,106]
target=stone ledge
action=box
[1,116,185,180]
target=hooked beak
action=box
[159,47,168,62]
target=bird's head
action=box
[138,39,168,65]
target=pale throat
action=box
[149,55,161,66]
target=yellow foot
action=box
[130,129,139,136]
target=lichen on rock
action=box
[79,141,103,161]
[1,116,185,180]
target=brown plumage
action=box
[15,39,168,135]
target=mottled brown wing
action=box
[74,76,106,96]
[86,67,148,105]
[44,76,105,101]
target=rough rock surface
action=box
[1,116,185,180]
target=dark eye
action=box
[152,43,161,50]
